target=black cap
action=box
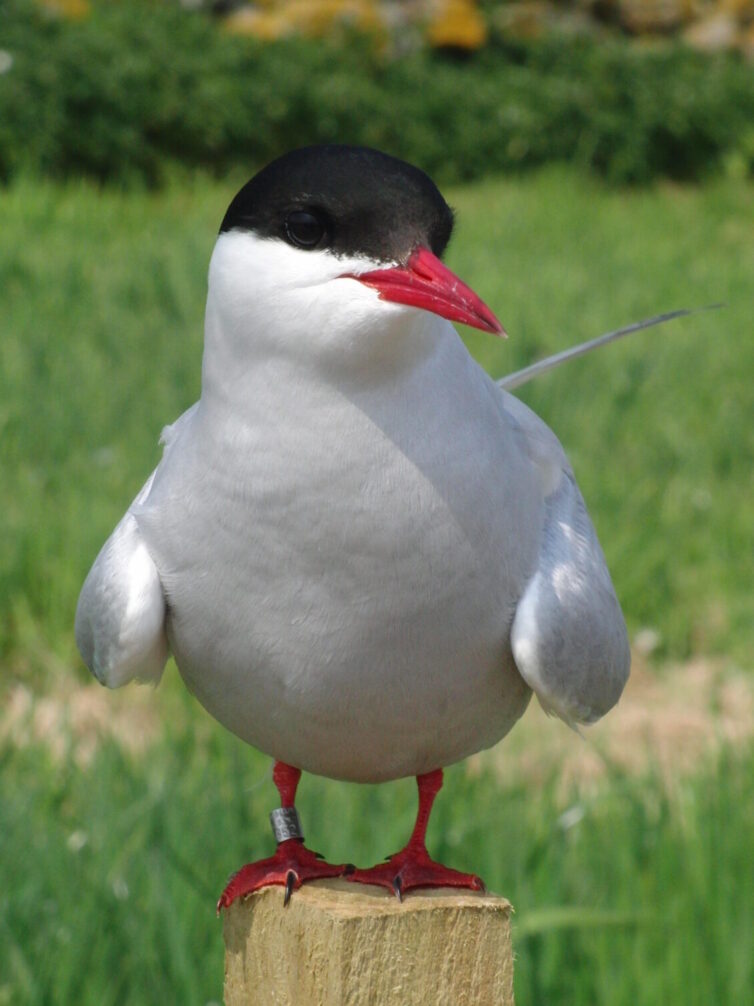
[219,145,454,265]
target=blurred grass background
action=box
[2,2,754,1003]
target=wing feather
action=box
[505,395,631,726]
[75,472,168,688]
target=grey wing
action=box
[505,395,631,727]
[75,471,168,688]
[74,403,200,687]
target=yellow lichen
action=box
[223,0,384,41]
[426,0,488,49]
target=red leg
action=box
[347,769,484,899]
[216,762,352,912]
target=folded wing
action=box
[505,395,631,727]
[75,472,168,688]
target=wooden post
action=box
[223,879,514,1005]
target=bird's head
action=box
[204,145,503,384]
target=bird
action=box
[75,144,631,910]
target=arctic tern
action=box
[77,145,640,907]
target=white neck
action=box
[199,231,450,413]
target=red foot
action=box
[216,839,352,913]
[348,845,485,900]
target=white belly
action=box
[139,343,541,781]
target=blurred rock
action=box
[493,1,599,40]
[617,0,693,34]
[683,11,739,49]
[493,2,556,40]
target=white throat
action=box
[200,230,448,409]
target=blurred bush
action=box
[2,0,754,185]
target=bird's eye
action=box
[285,210,327,250]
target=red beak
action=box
[347,247,505,336]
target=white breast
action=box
[136,324,541,781]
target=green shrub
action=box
[1,0,754,185]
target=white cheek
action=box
[209,230,388,299]
[207,231,407,359]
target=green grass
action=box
[1,169,752,668]
[3,709,754,1005]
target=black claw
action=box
[392,875,403,902]
[344,863,356,875]
[284,871,296,907]
[312,851,324,860]
[384,851,398,862]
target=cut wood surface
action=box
[223,879,514,1005]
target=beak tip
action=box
[485,315,507,338]
[353,248,508,339]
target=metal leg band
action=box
[270,806,304,843]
